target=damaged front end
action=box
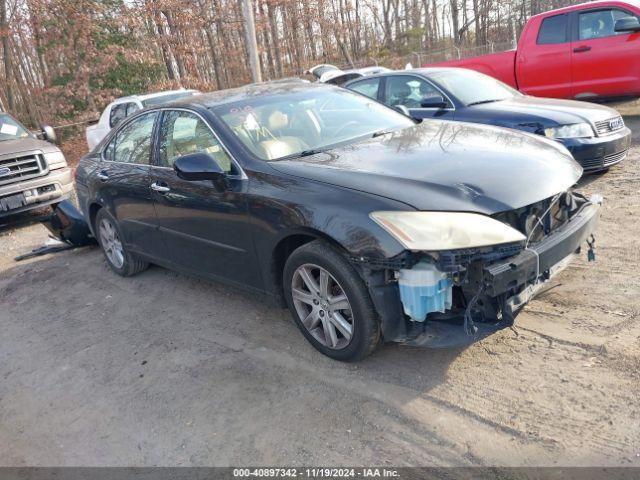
[360,191,602,348]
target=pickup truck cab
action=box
[86,89,199,150]
[427,0,640,100]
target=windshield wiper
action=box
[298,148,326,157]
[467,99,505,106]
[372,129,394,138]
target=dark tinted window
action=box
[579,9,636,39]
[348,78,380,99]
[537,14,568,44]
[109,103,133,128]
[112,112,158,165]
[126,103,140,116]
[326,73,362,86]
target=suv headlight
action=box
[544,123,594,139]
[43,151,68,170]
[370,211,525,251]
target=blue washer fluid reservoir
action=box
[398,260,453,322]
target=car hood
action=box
[0,136,59,156]
[269,121,582,215]
[472,96,619,126]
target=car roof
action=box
[319,66,390,83]
[530,0,640,17]
[167,81,337,109]
[343,67,469,85]
[114,88,199,103]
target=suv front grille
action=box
[0,152,46,186]
[594,116,624,136]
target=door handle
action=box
[151,182,170,193]
[573,45,591,53]
[97,171,109,181]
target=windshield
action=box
[212,87,414,161]
[0,113,30,141]
[429,69,519,106]
[142,91,197,107]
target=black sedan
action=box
[345,68,631,172]
[76,82,601,361]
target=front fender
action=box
[248,171,413,296]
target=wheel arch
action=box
[88,201,104,235]
[270,228,351,307]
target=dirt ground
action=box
[0,119,639,468]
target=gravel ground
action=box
[0,119,638,467]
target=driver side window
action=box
[579,9,637,39]
[158,110,232,173]
[349,78,381,100]
[384,76,443,108]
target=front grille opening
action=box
[0,153,46,186]
[594,116,624,136]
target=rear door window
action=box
[348,78,381,99]
[111,112,158,165]
[537,14,568,44]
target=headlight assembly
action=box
[544,123,594,139]
[370,211,526,251]
[44,150,68,170]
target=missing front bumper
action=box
[483,202,600,297]
[368,201,601,348]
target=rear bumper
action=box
[0,167,73,218]
[561,127,631,172]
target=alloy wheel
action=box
[99,218,124,269]
[291,263,354,350]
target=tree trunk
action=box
[1,0,14,111]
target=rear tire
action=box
[283,240,380,361]
[95,208,148,277]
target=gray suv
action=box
[0,112,72,217]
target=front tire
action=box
[95,208,148,277]
[283,240,380,361]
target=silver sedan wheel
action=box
[99,218,124,269]
[291,263,354,350]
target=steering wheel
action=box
[333,120,360,139]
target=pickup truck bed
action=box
[430,50,517,89]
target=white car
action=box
[85,89,199,150]
[307,64,391,86]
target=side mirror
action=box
[41,125,57,144]
[615,16,640,32]
[393,105,411,116]
[420,95,447,109]
[174,152,227,186]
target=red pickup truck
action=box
[427,0,640,99]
